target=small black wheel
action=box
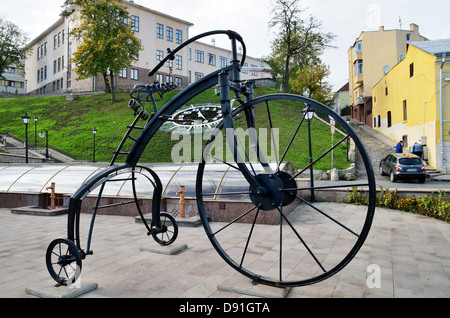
[46,238,82,286]
[152,212,179,246]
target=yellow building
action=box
[348,24,427,127]
[372,39,450,173]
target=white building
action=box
[1,64,25,95]
[24,1,269,96]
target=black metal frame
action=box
[46,30,376,288]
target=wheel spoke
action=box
[239,208,261,268]
[265,101,280,167]
[280,183,370,192]
[290,135,350,180]
[295,195,360,237]
[278,108,308,171]
[201,191,251,197]
[276,206,326,273]
[212,205,258,236]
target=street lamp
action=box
[22,113,31,163]
[34,116,38,148]
[303,107,316,203]
[39,130,49,159]
[92,128,97,163]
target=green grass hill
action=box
[0,87,350,171]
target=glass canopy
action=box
[0,163,290,200]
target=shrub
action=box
[348,187,449,223]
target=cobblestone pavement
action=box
[1,202,449,299]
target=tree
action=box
[0,18,29,80]
[68,0,142,101]
[291,63,333,104]
[266,0,335,93]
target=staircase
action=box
[0,134,75,164]
[350,122,446,181]
[350,122,394,180]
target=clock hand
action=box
[197,111,207,121]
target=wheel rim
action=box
[152,212,179,246]
[46,238,82,286]
[196,94,376,287]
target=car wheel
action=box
[419,177,426,183]
[390,170,397,183]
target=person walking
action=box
[395,140,404,154]
[412,142,424,159]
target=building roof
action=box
[409,39,450,56]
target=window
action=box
[37,47,41,60]
[385,86,388,96]
[157,24,164,39]
[131,16,139,32]
[195,72,204,81]
[53,60,57,74]
[175,77,182,88]
[373,117,377,128]
[387,111,392,128]
[208,53,216,66]
[403,100,407,121]
[166,27,173,42]
[195,50,204,63]
[410,63,414,77]
[354,41,362,53]
[156,50,164,62]
[219,56,227,67]
[54,35,57,49]
[251,64,258,76]
[406,34,411,41]
[37,70,40,83]
[167,75,173,83]
[119,68,127,78]
[354,59,363,75]
[156,74,164,83]
[176,30,183,44]
[175,55,182,70]
[130,69,139,80]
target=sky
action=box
[2,0,450,91]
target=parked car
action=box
[379,153,427,183]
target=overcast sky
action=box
[2,0,450,90]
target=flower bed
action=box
[348,187,450,223]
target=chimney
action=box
[410,23,419,33]
[379,26,385,32]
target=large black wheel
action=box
[46,238,82,286]
[151,212,179,246]
[196,94,376,287]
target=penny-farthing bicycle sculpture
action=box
[46,30,376,288]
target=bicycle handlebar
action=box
[148,30,247,78]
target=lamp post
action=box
[34,116,38,148]
[39,129,49,159]
[303,107,316,203]
[22,113,31,163]
[92,128,97,163]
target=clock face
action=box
[171,105,223,130]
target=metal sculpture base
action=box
[217,274,291,298]
[26,281,98,298]
[140,243,188,255]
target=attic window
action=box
[410,63,414,77]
